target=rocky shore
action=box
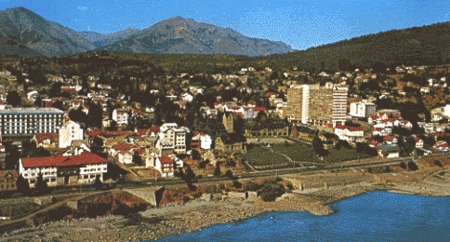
[3,168,450,241]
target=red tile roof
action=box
[35,134,56,143]
[370,115,379,120]
[21,152,108,168]
[158,156,173,164]
[136,129,148,136]
[252,107,266,112]
[150,126,160,132]
[112,144,133,151]
[384,136,395,141]
[265,92,275,98]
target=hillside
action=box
[0,7,94,57]
[94,16,294,57]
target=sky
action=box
[1,0,450,50]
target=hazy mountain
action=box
[95,17,294,56]
[0,7,94,57]
[90,27,141,48]
[79,31,104,42]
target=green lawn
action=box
[272,143,317,162]
[245,145,290,166]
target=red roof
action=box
[252,107,266,112]
[150,126,160,132]
[35,134,56,143]
[136,129,148,136]
[112,144,133,151]
[369,141,381,147]
[374,127,383,132]
[133,148,146,155]
[265,92,275,97]
[133,109,143,116]
[45,101,53,107]
[158,156,173,164]
[21,152,108,168]
[231,106,241,110]
[384,136,395,141]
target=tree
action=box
[16,174,30,195]
[94,175,103,191]
[214,163,222,177]
[34,96,42,107]
[312,134,324,159]
[7,90,21,107]
[90,137,104,155]
[88,101,102,128]
[35,173,48,195]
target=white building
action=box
[0,107,64,135]
[157,123,190,155]
[200,134,212,150]
[112,109,129,125]
[18,152,108,188]
[155,156,174,177]
[59,120,84,148]
[349,101,377,118]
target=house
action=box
[214,133,247,154]
[59,121,84,148]
[156,123,190,155]
[414,138,424,148]
[401,120,413,129]
[33,133,57,149]
[0,170,18,192]
[369,141,381,148]
[155,156,174,177]
[112,109,129,125]
[368,115,380,124]
[19,152,108,188]
[384,136,397,145]
[27,90,38,101]
[181,93,194,102]
[334,125,364,143]
[376,145,400,158]
[109,144,133,156]
[433,141,449,152]
[61,140,91,156]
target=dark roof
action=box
[218,133,246,144]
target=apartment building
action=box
[349,101,377,117]
[287,82,348,126]
[59,120,84,148]
[0,107,64,135]
[157,123,190,154]
[18,152,108,188]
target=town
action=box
[2,52,450,239]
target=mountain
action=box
[79,31,104,42]
[0,7,94,57]
[94,17,294,56]
[90,27,141,48]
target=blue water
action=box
[155,191,450,242]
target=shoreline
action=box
[3,168,450,241]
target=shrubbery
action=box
[259,178,286,202]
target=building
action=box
[349,101,377,117]
[18,152,108,188]
[0,170,18,192]
[59,120,84,148]
[0,107,64,135]
[156,123,190,155]
[214,133,247,154]
[33,133,57,148]
[112,109,129,125]
[287,82,348,126]
[223,112,234,133]
[155,156,174,177]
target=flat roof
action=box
[0,107,65,114]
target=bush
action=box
[260,182,285,202]
[243,182,260,191]
[193,192,202,199]
[182,196,190,204]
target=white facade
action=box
[200,134,212,149]
[158,123,190,154]
[59,121,84,148]
[112,109,129,125]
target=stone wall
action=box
[123,186,165,207]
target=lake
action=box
[154,191,450,241]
